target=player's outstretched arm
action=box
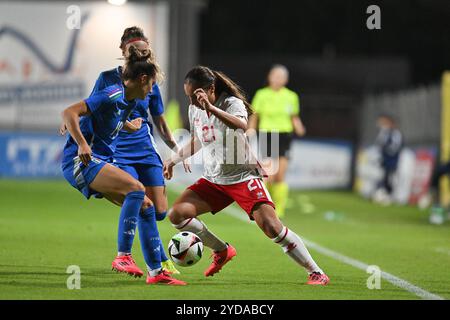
[61,101,92,165]
[152,115,178,150]
[163,135,200,179]
[152,115,191,173]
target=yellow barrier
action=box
[440,71,450,206]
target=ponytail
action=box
[185,66,253,115]
[211,70,253,115]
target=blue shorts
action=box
[62,156,108,199]
[116,163,165,187]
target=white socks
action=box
[148,266,162,277]
[273,226,323,274]
[174,218,227,252]
[173,219,323,275]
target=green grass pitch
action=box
[0,180,449,300]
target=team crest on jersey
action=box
[257,191,264,199]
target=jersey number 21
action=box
[202,125,216,142]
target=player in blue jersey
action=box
[61,45,186,285]
[61,27,189,278]
[98,27,190,277]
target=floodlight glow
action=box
[107,0,127,6]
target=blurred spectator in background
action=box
[419,161,450,223]
[249,64,306,218]
[372,114,403,205]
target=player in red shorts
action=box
[163,66,329,285]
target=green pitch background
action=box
[1,180,449,300]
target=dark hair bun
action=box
[127,45,151,63]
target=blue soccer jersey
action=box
[91,67,164,167]
[62,83,137,166]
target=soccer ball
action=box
[168,231,204,267]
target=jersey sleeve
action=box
[84,90,110,116]
[149,84,164,117]
[251,90,262,114]
[226,98,248,121]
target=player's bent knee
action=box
[155,203,168,215]
[169,205,194,224]
[168,208,178,224]
[118,180,145,198]
[253,206,283,238]
[128,180,145,193]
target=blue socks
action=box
[156,211,169,262]
[117,196,170,267]
[117,191,144,254]
[160,240,168,262]
[138,206,162,272]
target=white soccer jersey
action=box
[189,92,262,185]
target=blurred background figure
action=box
[249,64,306,218]
[372,114,403,205]
[419,161,450,223]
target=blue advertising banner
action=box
[0,132,65,177]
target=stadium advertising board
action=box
[0,131,65,177]
[285,139,353,189]
[0,1,169,130]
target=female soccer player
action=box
[61,27,188,277]
[163,66,329,285]
[249,64,306,218]
[91,27,188,277]
[61,46,186,286]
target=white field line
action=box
[168,182,445,300]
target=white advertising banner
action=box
[285,140,353,189]
[0,1,169,130]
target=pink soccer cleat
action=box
[146,270,187,286]
[306,272,330,286]
[204,244,237,277]
[111,255,144,277]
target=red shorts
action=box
[188,178,275,220]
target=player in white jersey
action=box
[163,66,329,285]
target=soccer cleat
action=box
[146,270,187,285]
[162,259,180,274]
[204,243,237,277]
[306,272,330,286]
[111,255,144,277]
